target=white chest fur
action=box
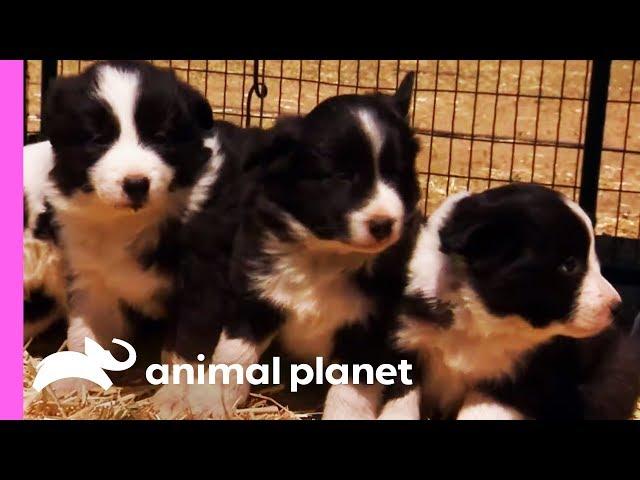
[397,290,558,413]
[56,207,173,319]
[252,243,374,360]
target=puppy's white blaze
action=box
[322,383,382,420]
[94,66,140,143]
[564,199,621,335]
[348,181,404,247]
[89,65,175,209]
[89,143,174,206]
[378,388,421,420]
[457,391,525,420]
[184,136,224,219]
[407,191,470,298]
[357,109,384,161]
[24,141,55,230]
[352,109,402,247]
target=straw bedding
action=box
[22,342,640,420]
[23,343,320,420]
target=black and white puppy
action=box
[382,184,640,420]
[151,73,421,419]
[24,141,67,340]
[26,60,215,392]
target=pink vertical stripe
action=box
[0,60,24,420]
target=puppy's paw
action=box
[150,382,249,420]
[323,383,382,420]
[149,383,188,419]
[377,388,421,420]
[457,392,525,420]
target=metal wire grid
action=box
[25,60,640,259]
[599,60,640,263]
[25,60,42,135]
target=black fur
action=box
[479,325,640,419]
[119,301,161,327]
[398,293,454,329]
[23,193,28,229]
[440,183,591,327]
[45,60,213,196]
[33,201,59,244]
[243,96,419,244]
[170,122,275,359]
[137,218,183,273]
[392,184,640,419]
[25,60,215,350]
[24,287,56,323]
[172,74,422,382]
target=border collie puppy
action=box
[151,73,421,419]
[24,141,67,341]
[30,60,215,393]
[381,184,640,420]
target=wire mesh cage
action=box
[598,61,640,266]
[24,59,640,275]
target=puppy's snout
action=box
[368,217,395,241]
[600,275,622,308]
[122,176,150,206]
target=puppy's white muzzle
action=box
[569,270,621,337]
[348,181,404,252]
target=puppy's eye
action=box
[559,257,579,275]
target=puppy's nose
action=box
[122,176,149,205]
[368,217,395,241]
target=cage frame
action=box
[23,59,640,287]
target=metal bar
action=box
[578,59,612,223]
[39,59,58,135]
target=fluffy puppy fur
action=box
[151,73,422,419]
[382,184,640,420]
[28,60,215,392]
[24,141,67,340]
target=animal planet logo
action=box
[32,338,137,392]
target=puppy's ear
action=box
[243,115,304,175]
[439,195,525,267]
[177,80,214,131]
[393,71,416,117]
[42,75,81,146]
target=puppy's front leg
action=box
[49,289,131,395]
[378,387,421,420]
[322,383,383,420]
[152,330,267,419]
[456,391,526,420]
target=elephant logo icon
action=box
[32,337,137,392]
